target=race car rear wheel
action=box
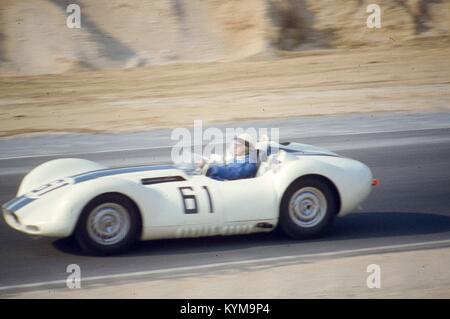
[75,193,141,255]
[279,177,338,239]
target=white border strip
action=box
[1,238,450,292]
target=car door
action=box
[142,175,222,227]
[215,173,277,223]
[175,175,222,225]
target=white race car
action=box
[2,141,377,254]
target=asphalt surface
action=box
[0,112,450,293]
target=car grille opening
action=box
[3,209,20,225]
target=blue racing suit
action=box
[206,155,257,181]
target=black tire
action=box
[75,193,141,255]
[279,177,338,239]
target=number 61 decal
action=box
[178,186,213,214]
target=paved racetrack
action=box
[1,112,450,293]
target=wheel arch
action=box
[74,191,144,237]
[279,174,342,215]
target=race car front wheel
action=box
[75,193,141,255]
[279,177,338,239]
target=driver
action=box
[204,133,258,181]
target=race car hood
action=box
[17,158,106,197]
[5,161,178,215]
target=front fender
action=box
[4,176,161,238]
[60,176,152,236]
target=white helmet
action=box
[235,132,256,149]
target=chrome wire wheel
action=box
[86,203,131,246]
[288,187,327,228]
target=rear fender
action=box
[272,156,372,214]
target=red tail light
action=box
[372,179,380,187]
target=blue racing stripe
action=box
[3,196,35,213]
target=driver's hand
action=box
[208,154,224,164]
[201,162,211,175]
[198,158,206,168]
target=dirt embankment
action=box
[0,1,448,137]
[0,0,448,75]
